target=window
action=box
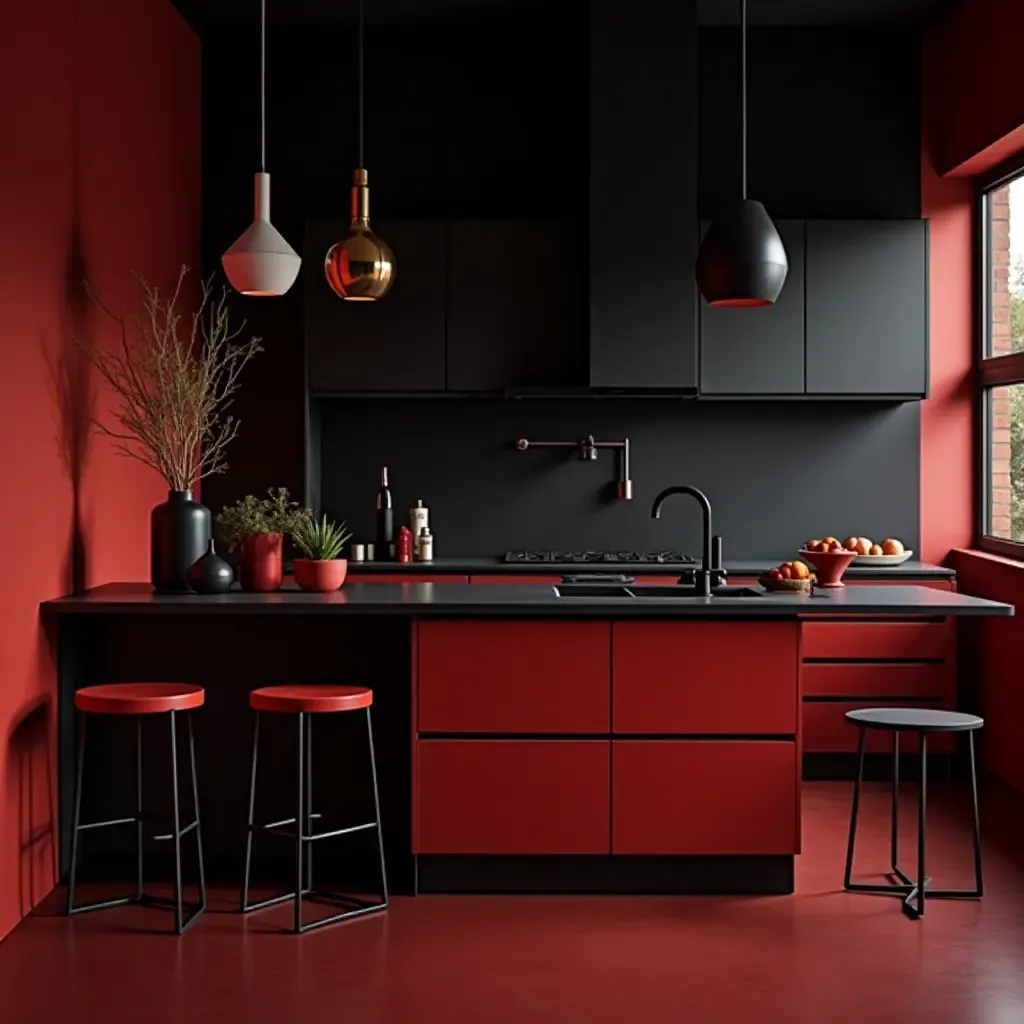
[980,167,1024,554]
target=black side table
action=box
[843,707,983,918]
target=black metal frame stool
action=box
[843,707,983,918]
[240,685,388,934]
[67,683,207,935]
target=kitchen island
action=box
[41,582,1011,896]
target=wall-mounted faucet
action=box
[515,435,633,499]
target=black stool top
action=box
[846,708,983,733]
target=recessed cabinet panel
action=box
[805,220,927,397]
[446,220,585,391]
[699,220,805,395]
[306,219,447,392]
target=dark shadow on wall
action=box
[7,698,57,919]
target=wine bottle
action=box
[376,466,394,560]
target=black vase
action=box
[188,539,234,594]
[151,490,212,593]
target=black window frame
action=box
[976,151,1024,559]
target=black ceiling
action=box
[174,0,962,30]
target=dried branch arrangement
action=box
[79,267,263,491]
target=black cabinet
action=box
[699,221,806,395]
[589,0,697,390]
[306,220,447,393]
[446,220,585,391]
[805,220,927,397]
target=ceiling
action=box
[175,0,962,29]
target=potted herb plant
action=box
[78,268,263,592]
[217,488,309,592]
[292,515,353,592]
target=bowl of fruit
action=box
[800,538,857,588]
[841,536,913,566]
[759,560,814,593]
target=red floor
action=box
[2,781,1024,1024]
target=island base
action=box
[415,855,794,895]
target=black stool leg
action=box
[67,713,87,914]
[843,727,866,890]
[187,711,207,917]
[887,732,915,887]
[136,716,144,900]
[305,713,313,892]
[367,707,389,907]
[294,711,306,934]
[170,709,184,934]
[240,712,260,912]
[905,732,928,918]
[969,731,984,897]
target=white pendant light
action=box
[222,0,301,297]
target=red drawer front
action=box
[417,621,610,733]
[347,574,469,584]
[415,740,610,854]
[469,575,562,584]
[802,702,956,754]
[802,663,954,700]
[612,621,799,735]
[802,620,953,661]
[612,741,799,854]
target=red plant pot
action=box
[241,532,283,592]
[799,548,857,588]
[293,558,348,592]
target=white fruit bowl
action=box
[851,550,913,566]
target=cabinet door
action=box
[415,740,610,854]
[446,220,585,391]
[612,740,798,854]
[613,621,799,734]
[306,219,446,392]
[805,220,927,397]
[699,220,805,395]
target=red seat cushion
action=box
[250,685,373,714]
[75,683,205,715]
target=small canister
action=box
[350,543,366,562]
[416,526,434,562]
[397,526,414,563]
[410,500,429,541]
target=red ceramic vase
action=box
[799,548,857,588]
[293,558,348,593]
[241,532,284,592]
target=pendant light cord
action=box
[358,0,365,167]
[260,0,266,172]
[741,0,747,200]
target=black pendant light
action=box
[696,0,787,307]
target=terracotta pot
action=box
[241,532,283,592]
[293,558,348,592]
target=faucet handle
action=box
[709,535,728,588]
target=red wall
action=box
[0,0,199,941]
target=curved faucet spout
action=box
[650,486,715,595]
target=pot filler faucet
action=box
[515,435,632,499]
[650,486,727,595]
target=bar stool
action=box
[240,685,388,933]
[844,707,983,918]
[68,683,207,935]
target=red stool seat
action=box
[250,685,373,714]
[74,683,205,715]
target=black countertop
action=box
[344,557,955,580]
[40,582,1010,619]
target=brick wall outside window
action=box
[988,185,1013,537]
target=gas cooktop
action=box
[504,550,696,565]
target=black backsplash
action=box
[317,399,920,560]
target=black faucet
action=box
[650,485,727,596]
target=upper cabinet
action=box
[805,220,928,398]
[698,218,928,400]
[589,0,698,390]
[306,220,447,393]
[700,220,806,395]
[446,220,585,391]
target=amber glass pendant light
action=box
[324,0,395,301]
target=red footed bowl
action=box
[293,558,348,592]
[798,549,857,587]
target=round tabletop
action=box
[846,707,983,733]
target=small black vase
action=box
[188,539,234,594]
[151,490,212,593]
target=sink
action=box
[552,584,762,599]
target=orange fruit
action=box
[791,561,810,580]
[881,538,905,555]
[825,536,839,545]
[869,544,883,556]
[779,565,793,579]
[843,537,859,551]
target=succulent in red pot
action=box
[292,514,353,592]
[217,488,310,592]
